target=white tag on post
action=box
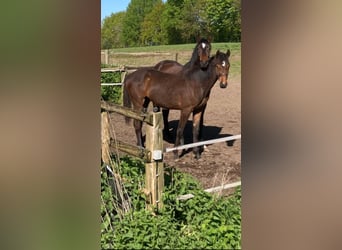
[152,150,162,160]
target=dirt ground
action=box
[109,74,241,194]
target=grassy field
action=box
[108,42,240,53]
[103,42,241,81]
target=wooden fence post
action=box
[120,70,127,105]
[144,111,164,211]
[101,111,111,165]
[104,49,109,65]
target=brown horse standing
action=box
[125,50,230,159]
[154,38,212,137]
[123,38,211,147]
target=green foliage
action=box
[102,0,241,48]
[122,0,161,47]
[160,0,184,44]
[141,1,167,45]
[101,12,126,49]
[101,156,241,249]
[100,72,122,104]
[206,0,241,42]
[178,0,208,42]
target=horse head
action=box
[196,38,212,68]
[214,49,231,88]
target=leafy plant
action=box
[101,71,122,104]
[101,156,241,249]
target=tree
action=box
[122,0,161,47]
[206,0,241,42]
[160,0,184,44]
[101,12,126,49]
[141,1,166,45]
[179,0,208,43]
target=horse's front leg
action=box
[173,110,191,159]
[142,97,150,113]
[152,103,160,112]
[133,119,144,147]
[192,109,203,159]
[199,103,207,141]
[162,108,171,139]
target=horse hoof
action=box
[153,107,160,112]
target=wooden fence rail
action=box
[110,139,148,160]
[101,100,154,125]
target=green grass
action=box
[109,42,240,54]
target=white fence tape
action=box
[101,83,123,86]
[165,134,241,153]
[177,180,241,200]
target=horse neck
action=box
[203,58,219,88]
[187,57,218,95]
[184,46,201,69]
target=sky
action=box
[101,0,131,21]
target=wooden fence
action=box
[101,50,178,66]
[101,100,164,211]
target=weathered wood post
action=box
[101,111,111,165]
[144,111,164,211]
[104,49,109,65]
[120,70,127,105]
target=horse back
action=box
[154,60,183,74]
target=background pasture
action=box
[101,42,241,82]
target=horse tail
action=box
[122,81,132,124]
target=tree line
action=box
[101,0,241,49]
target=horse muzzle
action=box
[219,81,228,88]
[200,60,209,69]
[219,75,228,88]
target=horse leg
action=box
[192,110,203,159]
[152,103,160,112]
[162,108,171,139]
[173,110,191,159]
[133,119,144,147]
[142,97,150,113]
[199,103,207,141]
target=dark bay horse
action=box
[123,38,211,144]
[153,39,212,138]
[124,50,231,159]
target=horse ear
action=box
[226,49,231,57]
[216,50,220,56]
